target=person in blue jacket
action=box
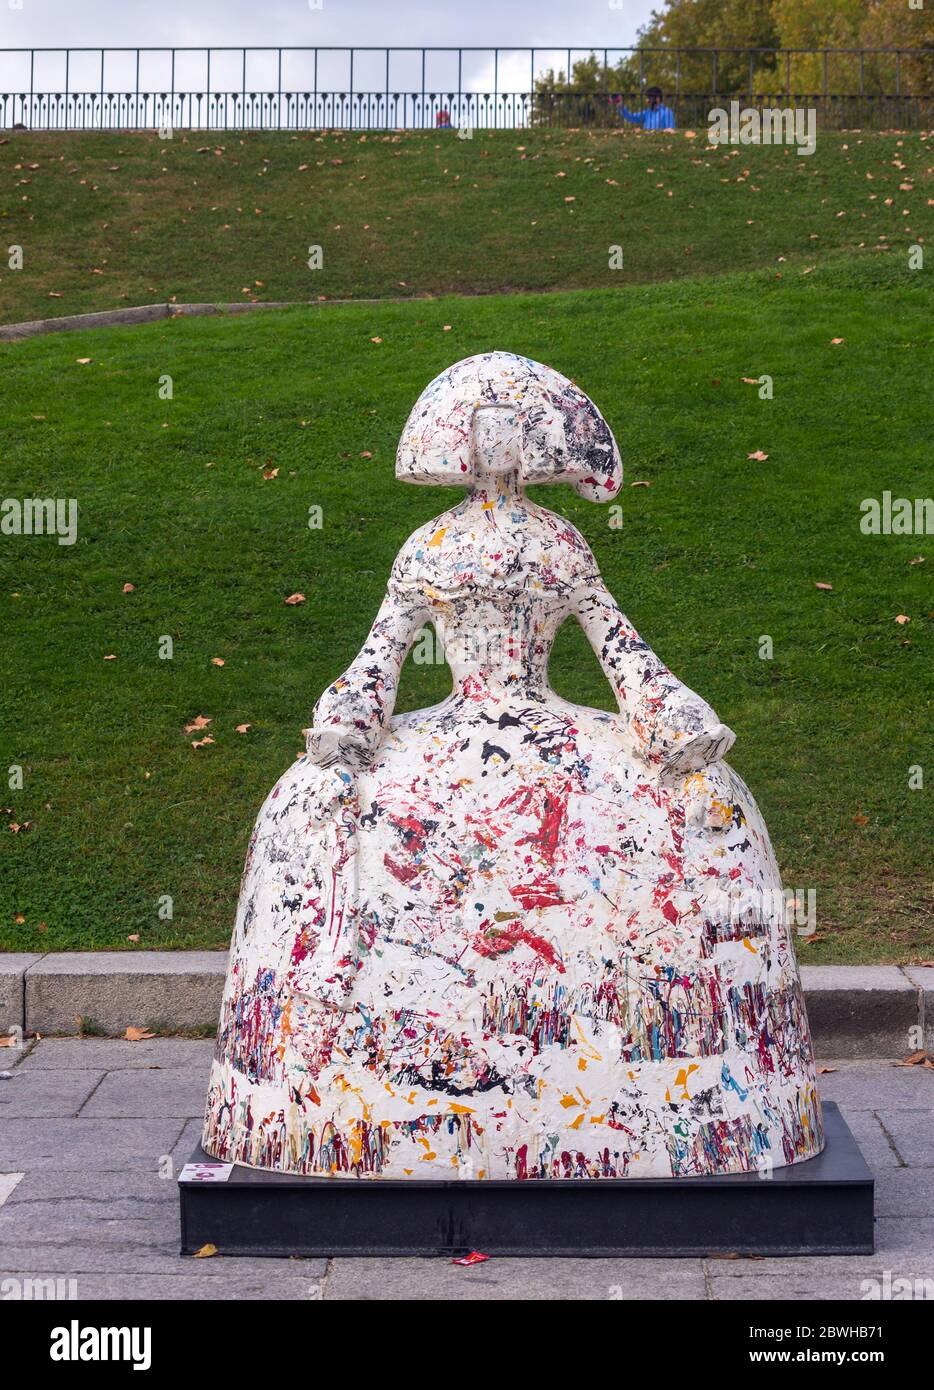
[616,85,676,130]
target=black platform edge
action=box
[178,1100,873,1258]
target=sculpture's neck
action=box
[466,465,524,506]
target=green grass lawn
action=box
[0,128,930,321]
[0,254,931,962]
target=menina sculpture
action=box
[203,352,823,1180]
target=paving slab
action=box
[708,1270,892,1300]
[0,1069,105,1118]
[802,966,919,1057]
[0,1270,326,1300]
[0,954,41,1033]
[873,1110,934,1168]
[816,1059,934,1109]
[25,953,224,1036]
[323,1255,707,1300]
[836,1109,904,1170]
[873,1167,934,1219]
[13,1038,215,1071]
[0,1118,186,1172]
[80,1069,206,1119]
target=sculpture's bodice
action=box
[392,487,595,697]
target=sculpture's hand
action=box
[631,686,735,777]
[305,719,382,770]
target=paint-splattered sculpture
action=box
[203,353,823,1180]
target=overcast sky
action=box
[1,0,659,51]
[0,0,662,97]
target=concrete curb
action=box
[1,954,931,1056]
[0,301,305,341]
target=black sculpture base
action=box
[179,1101,873,1258]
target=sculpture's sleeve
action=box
[572,578,735,776]
[306,577,429,768]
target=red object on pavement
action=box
[452,1251,489,1266]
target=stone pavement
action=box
[1,1038,932,1301]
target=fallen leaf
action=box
[121,582,135,593]
[816,1066,838,1074]
[125,1026,156,1041]
[853,813,869,826]
[442,324,453,331]
[741,377,759,384]
[895,1051,933,1067]
[747,450,769,461]
[14,913,25,924]
[262,467,279,480]
[191,735,215,750]
[359,450,373,459]
[370,336,382,344]
[830,338,845,346]
[814,582,833,591]
[284,593,306,605]
[234,723,252,734]
[211,657,225,667]
[127,934,140,943]
[76,357,92,365]
[193,1243,218,1258]
[103,653,117,660]
[630,480,651,488]
[894,614,910,625]
[184,715,211,734]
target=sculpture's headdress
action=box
[396,352,622,502]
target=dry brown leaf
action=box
[370,336,382,344]
[103,653,117,660]
[234,723,252,734]
[122,582,135,593]
[630,480,651,488]
[852,813,869,826]
[76,357,92,365]
[817,1066,838,1074]
[125,1026,156,1041]
[184,715,211,734]
[894,614,910,625]
[127,934,140,943]
[284,593,306,605]
[211,657,225,667]
[741,377,759,384]
[830,337,845,346]
[191,735,215,750]
[747,450,769,461]
[814,582,833,591]
[262,467,278,480]
[193,1243,218,1258]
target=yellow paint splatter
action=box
[427,527,447,547]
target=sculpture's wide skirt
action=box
[203,693,823,1179]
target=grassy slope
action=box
[0,255,931,961]
[0,128,931,321]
